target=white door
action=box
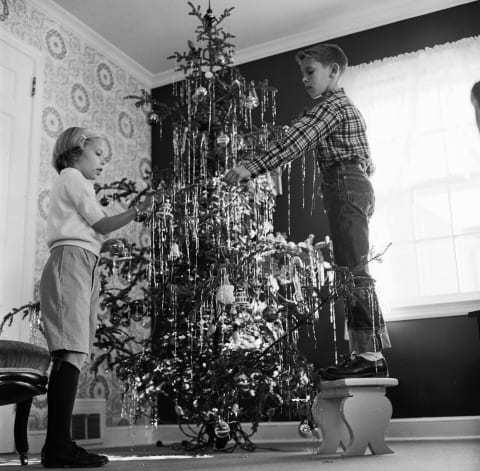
[0,30,42,453]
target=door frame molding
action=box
[0,28,45,335]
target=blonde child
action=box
[40,127,155,468]
[225,44,391,379]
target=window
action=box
[342,37,480,320]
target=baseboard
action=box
[24,415,480,453]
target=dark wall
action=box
[152,1,480,418]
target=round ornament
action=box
[102,238,131,259]
[216,132,230,147]
[109,312,122,326]
[245,94,259,110]
[192,86,208,103]
[234,373,250,391]
[147,111,160,126]
[298,420,312,438]
[262,304,279,322]
[214,420,230,439]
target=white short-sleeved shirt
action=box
[47,167,106,256]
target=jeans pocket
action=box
[346,189,375,219]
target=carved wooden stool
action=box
[0,340,50,465]
[311,377,398,457]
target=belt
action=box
[323,160,367,175]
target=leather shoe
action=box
[315,354,351,380]
[323,356,388,380]
[42,441,109,468]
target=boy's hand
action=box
[224,166,252,185]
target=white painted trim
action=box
[30,0,154,87]
[152,0,478,87]
[25,416,480,453]
[386,296,480,322]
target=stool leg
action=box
[14,398,33,465]
[340,388,393,456]
[311,395,350,455]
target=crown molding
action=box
[31,0,154,88]
[152,0,476,88]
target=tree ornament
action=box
[234,373,250,391]
[216,131,230,147]
[233,134,245,150]
[207,323,217,338]
[109,312,122,326]
[245,93,259,110]
[216,282,235,304]
[101,238,130,259]
[147,110,160,126]
[245,84,259,110]
[214,420,230,439]
[262,304,279,322]
[131,300,145,322]
[215,53,226,65]
[174,404,185,416]
[203,6,216,29]
[192,86,208,103]
[265,407,276,418]
[234,288,250,308]
[298,420,312,438]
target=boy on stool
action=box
[225,44,391,379]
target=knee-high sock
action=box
[45,360,79,446]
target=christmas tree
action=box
[93,2,332,450]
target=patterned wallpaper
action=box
[1,0,153,428]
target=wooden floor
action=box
[1,440,479,470]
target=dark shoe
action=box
[315,354,352,380]
[42,441,109,468]
[323,356,388,380]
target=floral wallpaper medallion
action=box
[71,83,90,113]
[45,28,66,60]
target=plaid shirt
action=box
[245,88,372,177]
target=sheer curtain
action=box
[341,37,480,319]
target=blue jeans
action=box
[321,161,391,353]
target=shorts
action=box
[39,245,100,356]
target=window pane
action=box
[450,183,480,234]
[373,194,414,243]
[412,89,443,133]
[444,126,480,177]
[409,131,448,186]
[412,186,452,239]
[416,238,458,296]
[382,242,420,300]
[455,234,480,292]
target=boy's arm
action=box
[244,101,342,177]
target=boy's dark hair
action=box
[472,81,480,101]
[295,44,348,75]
